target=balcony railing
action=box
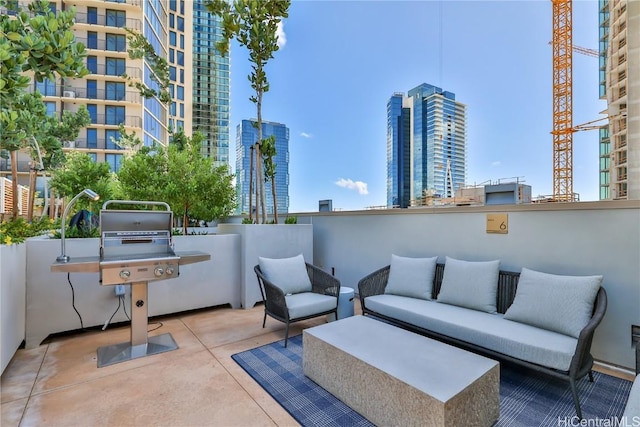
[67,139,125,150]
[75,37,128,53]
[74,12,142,31]
[89,114,141,127]
[87,65,141,80]
[58,88,141,103]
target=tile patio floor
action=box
[1,299,633,427]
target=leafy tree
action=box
[117,131,236,234]
[207,0,290,224]
[48,151,115,215]
[0,0,89,218]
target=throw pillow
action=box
[258,254,312,295]
[437,256,500,313]
[384,254,438,300]
[503,267,603,338]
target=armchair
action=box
[254,255,340,347]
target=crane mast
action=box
[551,0,575,201]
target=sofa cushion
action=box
[365,294,578,371]
[622,375,640,422]
[437,257,500,313]
[285,292,337,319]
[258,254,312,295]
[503,267,603,338]
[384,254,438,300]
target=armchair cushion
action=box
[384,254,438,300]
[285,292,337,319]
[437,257,501,313]
[258,254,312,295]
[503,267,602,338]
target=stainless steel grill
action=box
[51,200,210,368]
[99,201,180,285]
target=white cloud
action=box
[335,178,369,195]
[276,21,286,49]
[491,161,501,167]
[300,132,312,138]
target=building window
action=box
[177,17,184,31]
[170,13,174,27]
[106,34,126,52]
[105,106,125,125]
[169,49,175,63]
[86,129,98,148]
[88,153,97,162]
[180,34,184,49]
[170,31,176,47]
[105,129,121,149]
[87,7,98,24]
[105,153,123,172]
[179,103,184,118]
[177,86,184,100]
[106,9,125,27]
[177,51,184,66]
[44,102,56,117]
[170,0,177,11]
[86,56,98,74]
[86,80,97,98]
[105,82,125,101]
[87,32,98,49]
[87,104,98,123]
[35,78,56,96]
[105,58,125,76]
[169,66,177,81]
[180,69,184,84]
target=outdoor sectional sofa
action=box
[358,255,607,420]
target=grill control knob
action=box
[165,266,175,276]
[154,267,164,277]
[119,270,131,280]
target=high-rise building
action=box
[168,0,230,166]
[599,0,639,200]
[0,0,168,182]
[387,83,467,208]
[235,120,289,215]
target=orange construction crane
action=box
[551,0,574,201]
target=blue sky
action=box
[227,0,604,212]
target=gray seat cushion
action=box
[384,254,438,300]
[258,254,312,295]
[437,257,500,313]
[365,294,578,371]
[286,292,337,319]
[622,375,640,421]
[503,268,603,338]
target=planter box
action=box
[25,234,240,348]
[217,224,313,309]
[1,243,27,374]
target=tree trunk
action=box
[10,150,18,219]
[249,145,254,223]
[272,177,278,224]
[27,162,36,222]
[256,92,267,224]
[183,211,188,236]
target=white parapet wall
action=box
[298,200,640,371]
[25,234,240,349]
[1,243,27,374]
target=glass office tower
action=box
[167,0,230,166]
[236,120,290,215]
[387,83,467,207]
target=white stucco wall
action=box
[1,243,26,374]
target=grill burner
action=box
[51,200,210,368]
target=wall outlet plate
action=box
[114,285,126,297]
[632,324,640,346]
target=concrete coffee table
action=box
[303,315,499,427]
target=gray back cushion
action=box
[504,267,603,338]
[258,254,312,295]
[437,257,501,313]
[384,254,438,300]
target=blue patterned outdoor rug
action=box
[232,334,633,427]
